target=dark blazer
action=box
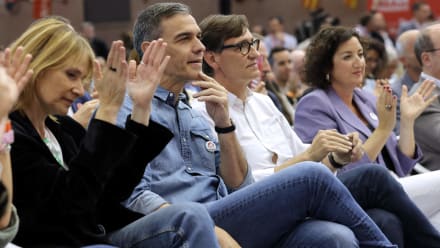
[10,111,172,247]
[411,75,440,170]
[294,87,421,176]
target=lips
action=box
[247,62,257,68]
[62,98,74,106]
[188,59,202,64]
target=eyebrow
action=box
[66,68,85,76]
[174,31,200,41]
[236,38,254,43]
[339,49,363,55]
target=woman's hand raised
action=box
[94,41,128,124]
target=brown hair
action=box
[199,14,249,76]
[305,26,361,89]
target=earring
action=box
[326,74,330,81]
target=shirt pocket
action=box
[189,129,218,174]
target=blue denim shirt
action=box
[117,86,254,214]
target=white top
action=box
[43,127,68,171]
[192,89,309,181]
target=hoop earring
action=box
[326,73,330,81]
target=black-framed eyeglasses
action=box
[221,39,260,56]
[425,48,440,53]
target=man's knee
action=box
[315,223,358,248]
[171,202,214,228]
[285,220,359,248]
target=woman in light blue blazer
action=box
[294,26,440,232]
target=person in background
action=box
[362,38,389,97]
[288,49,310,103]
[398,1,432,35]
[392,29,422,135]
[81,22,109,59]
[251,33,284,113]
[267,46,295,124]
[294,25,440,232]
[0,46,33,247]
[9,16,222,247]
[264,16,297,53]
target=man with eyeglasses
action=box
[410,23,440,173]
[117,4,397,247]
[196,13,440,247]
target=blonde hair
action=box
[10,16,95,110]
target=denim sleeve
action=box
[116,93,133,128]
[125,190,168,215]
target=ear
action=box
[421,52,431,67]
[141,41,151,53]
[203,51,219,70]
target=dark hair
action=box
[414,28,435,66]
[268,46,290,66]
[359,10,378,27]
[364,38,387,78]
[412,2,427,12]
[269,16,284,25]
[199,14,249,76]
[133,3,191,57]
[305,26,361,89]
[359,13,372,26]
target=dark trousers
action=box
[338,165,440,248]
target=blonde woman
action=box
[9,16,221,247]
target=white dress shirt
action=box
[192,89,309,181]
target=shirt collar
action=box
[420,72,440,88]
[227,87,253,108]
[155,86,188,107]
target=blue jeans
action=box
[206,162,395,248]
[108,202,219,248]
[366,209,404,248]
[338,165,440,248]
[277,220,359,247]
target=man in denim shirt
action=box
[117,3,396,247]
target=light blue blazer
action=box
[294,87,421,177]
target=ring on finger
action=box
[109,67,117,72]
[385,104,392,110]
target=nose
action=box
[248,45,260,59]
[194,38,206,54]
[72,79,85,97]
[354,55,364,68]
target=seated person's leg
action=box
[108,202,219,248]
[398,170,440,231]
[366,209,404,248]
[206,162,392,248]
[338,165,440,248]
[278,220,358,248]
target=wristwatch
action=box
[328,152,345,169]
[215,120,235,134]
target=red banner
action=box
[367,0,440,38]
[33,0,52,19]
